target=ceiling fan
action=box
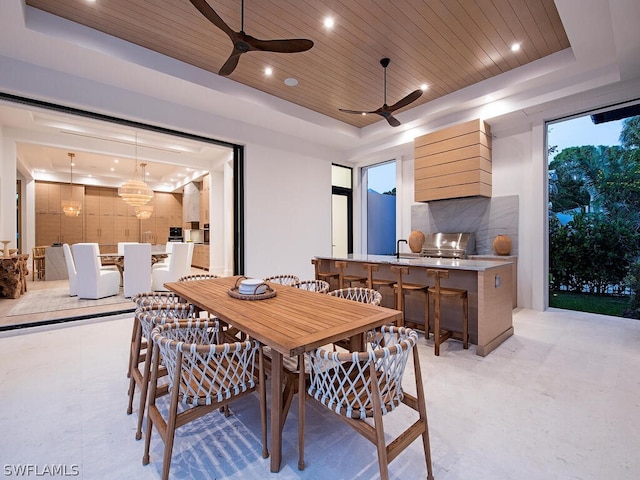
[189,0,314,76]
[339,58,423,127]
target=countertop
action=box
[315,254,514,272]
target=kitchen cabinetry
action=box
[191,244,209,270]
[199,174,210,227]
[35,181,183,250]
[35,182,84,246]
[85,186,116,248]
[414,119,492,202]
[138,192,183,244]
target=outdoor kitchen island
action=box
[314,254,514,356]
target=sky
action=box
[366,114,626,193]
[547,115,624,161]
[367,161,396,194]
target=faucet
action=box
[396,239,407,259]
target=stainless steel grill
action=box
[420,233,475,259]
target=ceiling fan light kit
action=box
[189,0,314,76]
[339,58,423,127]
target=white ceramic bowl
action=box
[239,278,267,295]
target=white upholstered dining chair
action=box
[123,243,152,298]
[71,243,120,299]
[151,242,193,291]
[62,243,77,297]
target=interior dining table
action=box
[164,275,403,473]
[98,252,168,285]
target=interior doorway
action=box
[331,164,353,256]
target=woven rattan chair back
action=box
[143,319,268,479]
[302,326,434,480]
[177,273,220,282]
[293,279,330,294]
[126,301,196,440]
[264,274,300,286]
[327,287,382,306]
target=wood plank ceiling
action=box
[25,0,569,128]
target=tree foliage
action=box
[549,116,640,314]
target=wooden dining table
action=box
[165,275,403,473]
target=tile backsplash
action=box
[411,195,519,255]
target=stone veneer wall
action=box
[411,195,519,255]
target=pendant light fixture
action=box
[61,152,81,217]
[118,133,153,207]
[135,163,154,219]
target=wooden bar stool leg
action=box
[463,293,469,349]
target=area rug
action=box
[6,287,134,317]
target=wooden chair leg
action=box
[412,345,435,480]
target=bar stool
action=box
[335,260,367,289]
[32,246,46,281]
[391,265,422,328]
[311,258,340,290]
[426,269,468,356]
[362,263,395,305]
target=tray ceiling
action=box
[25,0,569,128]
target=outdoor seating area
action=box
[3,1,640,478]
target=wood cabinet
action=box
[191,244,209,270]
[84,186,115,246]
[138,192,183,244]
[199,174,210,227]
[414,119,492,202]
[35,182,83,246]
[35,182,182,249]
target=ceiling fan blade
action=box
[384,114,401,127]
[339,108,375,115]
[219,50,243,76]
[248,37,314,54]
[387,89,423,113]
[189,0,235,39]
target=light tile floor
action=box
[0,307,638,479]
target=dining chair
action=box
[327,287,382,306]
[151,242,194,291]
[326,287,383,352]
[71,243,120,299]
[123,243,152,298]
[127,300,195,441]
[62,243,77,296]
[264,274,300,286]
[143,319,268,480]
[301,325,434,480]
[152,242,174,270]
[117,241,139,255]
[293,279,330,293]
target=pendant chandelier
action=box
[118,133,153,207]
[135,163,154,219]
[62,152,81,217]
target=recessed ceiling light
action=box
[361,112,367,116]
[284,77,298,87]
[110,167,115,171]
[114,159,119,163]
[421,84,429,91]
[264,67,273,76]
[323,17,335,29]
[511,42,521,52]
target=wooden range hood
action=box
[414,119,492,202]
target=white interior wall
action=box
[244,143,332,281]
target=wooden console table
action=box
[0,254,29,299]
